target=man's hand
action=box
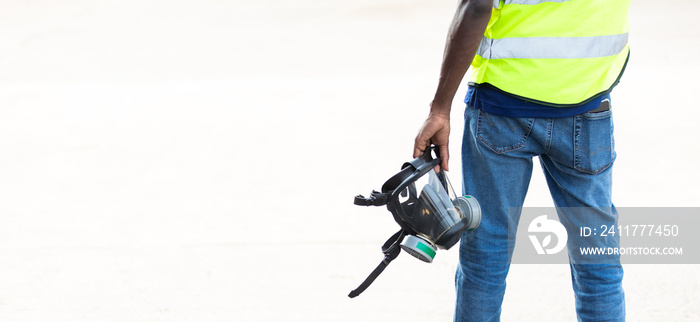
[413,111,450,171]
[412,0,491,172]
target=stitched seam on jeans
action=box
[476,110,531,154]
[542,118,554,155]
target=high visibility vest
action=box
[469,0,631,106]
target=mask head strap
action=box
[348,229,406,298]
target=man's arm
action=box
[413,0,492,171]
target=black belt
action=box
[588,99,611,113]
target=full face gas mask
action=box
[348,146,481,298]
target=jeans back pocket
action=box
[574,110,615,174]
[475,109,534,154]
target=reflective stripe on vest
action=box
[474,0,631,106]
[494,0,570,9]
[477,33,629,59]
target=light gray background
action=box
[1,0,698,321]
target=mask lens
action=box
[399,169,463,245]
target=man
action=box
[413,0,629,321]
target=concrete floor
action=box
[0,0,698,321]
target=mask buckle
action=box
[353,190,390,206]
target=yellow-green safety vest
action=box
[469,0,631,106]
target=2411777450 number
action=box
[580,224,680,237]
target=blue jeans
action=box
[454,106,625,321]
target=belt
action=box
[588,99,611,113]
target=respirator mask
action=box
[348,146,481,298]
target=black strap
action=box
[348,230,405,298]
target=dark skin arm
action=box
[413,0,493,171]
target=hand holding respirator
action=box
[349,146,481,298]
